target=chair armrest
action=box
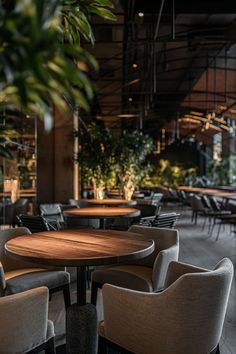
[164,261,208,288]
[0,261,6,296]
[0,287,51,353]
[152,243,179,291]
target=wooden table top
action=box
[178,186,236,199]
[5,229,154,267]
[63,207,140,218]
[83,198,137,206]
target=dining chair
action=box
[17,214,58,232]
[98,258,233,354]
[91,225,179,305]
[0,227,71,309]
[39,203,66,229]
[139,211,180,229]
[0,286,55,353]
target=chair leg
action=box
[45,337,56,354]
[63,284,71,309]
[98,336,107,354]
[91,282,99,306]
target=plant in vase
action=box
[75,123,115,199]
[114,130,153,200]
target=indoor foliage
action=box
[75,124,153,200]
[0,0,115,155]
[75,123,115,199]
[141,159,197,188]
[113,131,153,200]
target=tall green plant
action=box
[75,123,115,198]
[114,131,153,200]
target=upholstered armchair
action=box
[0,286,55,353]
[0,227,71,308]
[99,258,233,354]
[91,225,179,305]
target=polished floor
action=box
[49,206,236,354]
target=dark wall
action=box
[37,110,74,204]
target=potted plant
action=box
[114,131,153,200]
[75,123,115,199]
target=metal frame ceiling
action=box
[85,0,236,143]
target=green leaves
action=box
[0,0,116,158]
[75,123,153,194]
[60,0,116,45]
[0,0,116,122]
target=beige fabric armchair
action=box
[0,227,71,308]
[91,226,179,305]
[0,286,55,353]
[99,258,233,354]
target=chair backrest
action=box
[128,225,179,291]
[69,199,90,207]
[151,212,180,229]
[17,214,53,233]
[135,204,157,217]
[103,258,233,354]
[14,198,29,206]
[189,194,205,211]
[209,196,222,211]
[0,287,50,353]
[201,195,212,209]
[159,258,234,354]
[0,227,32,271]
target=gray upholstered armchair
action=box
[0,286,55,353]
[91,225,179,305]
[98,258,233,354]
[0,227,71,308]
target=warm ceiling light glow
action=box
[128,97,133,102]
[132,63,138,68]
[138,12,144,17]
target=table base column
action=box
[77,266,87,305]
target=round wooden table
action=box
[82,198,137,206]
[5,229,154,305]
[64,207,140,229]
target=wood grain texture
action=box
[178,186,236,199]
[63,207,140,218]
[82,199,137,206]
[5,229,154,267]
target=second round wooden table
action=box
[64,206,140,229]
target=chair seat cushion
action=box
[92,265,153,292]
[5,269,70,295]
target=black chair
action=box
[139,212,180,229]
[39,203,65,229]
[17,214,57,233]
[13,198,29,226]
